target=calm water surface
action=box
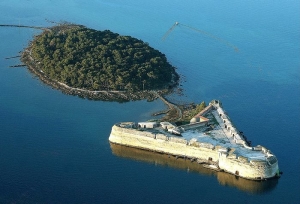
[0,0,299,203]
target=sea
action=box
[0,0,299,203]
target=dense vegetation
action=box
[186,101,207,119]
[177,101,207,124]
[29,24,178,91]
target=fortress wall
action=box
[227,154,236,159]
[110,126,219,161]
[187,146,219,161]
[189,140,214,149]
[110,126,183,155]
[253,146,262,151]
[199,142,214,149]
[156,134,168,141]
[238,156,249,163]
[169,137,187,144]
[219,157,256,178]
[110,125,279,180]
[189,141,201,147]
[197,104,213,117]
[219,154,278,179]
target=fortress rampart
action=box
[109,124,279,180]
[110,143,279,194]
[109,100,280,180]
[110,125,219,161]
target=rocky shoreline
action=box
[21,47,176,102]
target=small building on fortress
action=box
[138,122,158,129]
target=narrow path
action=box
[151,91,182,121]
[56,82,126,94]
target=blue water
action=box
[1,0,299,203]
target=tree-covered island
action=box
[21,23,179,101]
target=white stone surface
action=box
[109,101,279,180]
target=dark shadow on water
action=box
[110,143,278,194]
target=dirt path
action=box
[151,91,182,121]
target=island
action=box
[21,23,179,101]
[15,22,281,180]
[109,100,281,181]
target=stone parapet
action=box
[109,124,279,180]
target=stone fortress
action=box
[109,100,281,180]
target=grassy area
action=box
[161,108,179,122]
[180,101,206,123]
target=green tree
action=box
[28,24,179,91]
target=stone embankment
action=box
[9,64,26,68]
[5,55,21,60]
[0,24,48,31]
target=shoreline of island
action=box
[21,46,179,102]
[18,23,181,102]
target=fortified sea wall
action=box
[110,125,219,162]
[110,143,278,194]
[218,152,278,180]
[109,124,279,180]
